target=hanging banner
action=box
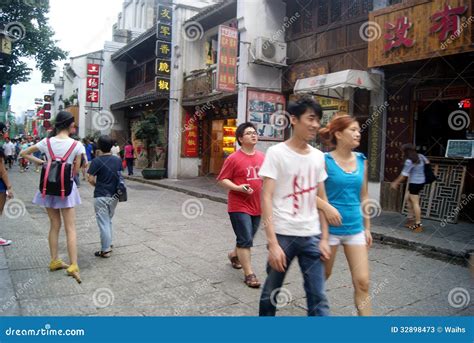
[182,112,199,157]
[216,25,238,93]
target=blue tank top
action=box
[324,152,366,235]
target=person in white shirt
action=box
[258,96,331,316]
[2,137,14,169]
[110,142,120,157]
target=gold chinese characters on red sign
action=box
[216,25,238,93]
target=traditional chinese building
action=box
[283,0,389,202]
[368,0,474,222]
[168,0,289,178]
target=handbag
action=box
[423,156,438,185]
[116,171,127,202]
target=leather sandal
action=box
[228,252,242,269]
[94,250,112,258]
[244,273,261,288]
[408,223,424,233]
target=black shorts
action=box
[408,183,425,195]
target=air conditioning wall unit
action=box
[252,37,287,67]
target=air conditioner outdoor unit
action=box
[253,37,287,67]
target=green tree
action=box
[0,0,67,101]
[133,112,162,168]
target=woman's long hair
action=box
[319,115,358,148]
[49,111,75,138]
[402,143,420,164]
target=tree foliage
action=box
[0,0,67,87]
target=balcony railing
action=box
[183,64,237,99]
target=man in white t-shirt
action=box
[258,96,331,316]
[2,137,14,169]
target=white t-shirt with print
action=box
[258,142,327,237]
[36,137,84,164]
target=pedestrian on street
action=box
[111,141,120,157]
[317,115,373,316]
[258,96,331,316]
[20,111,84,283]
[87,135,123,258]
[217,122,265,288]
[0,123,14,247]
[390,143,429,232]
[85,139,94,163]
[2,137,14,170]
[124,140,134,176]
[19,139,29,172]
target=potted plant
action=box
[132,112,166,179]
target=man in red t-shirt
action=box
[217,122,265,288]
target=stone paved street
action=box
[0,167,472,316]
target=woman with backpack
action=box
[20,111,84,283]
[390,143,430,233]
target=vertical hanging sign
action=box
[155,5,173,94]
[216,25,238,92]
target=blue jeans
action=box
[125,158,134,176]
[94,197,118,251]
[259,234,329,316]
[228,212,260,248]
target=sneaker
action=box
[0,238,12,246]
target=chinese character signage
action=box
[368,0,473,67]
[156,41,171,59]
[155,59,171,76]
[216,25,238,93]
[87,63,100,75]
[246,89,286,142]
[158,5,173,24]
[87,90,99,103]
[155,77,170,92]
[87,77,99,89]
[86,61,101,105]
[182,112,199,157]
[157,23,172,42]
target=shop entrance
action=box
[415,99,469,156]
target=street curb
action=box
[124,176,471,263]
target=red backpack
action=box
[39,139,78,198]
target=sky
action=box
[9,0,124,116]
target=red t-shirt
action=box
[124,145,134,159]
[217,149,265,216]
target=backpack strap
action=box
[41,160,52,198]
[61,141,78,162]
[46,138,56,160]
[59,141,78,199]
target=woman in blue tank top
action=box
[318,115,372,316]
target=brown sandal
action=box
[228,253,242,269]
[408,223,424,233]
[244,273,261,288]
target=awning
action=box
[294,69,377,99]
